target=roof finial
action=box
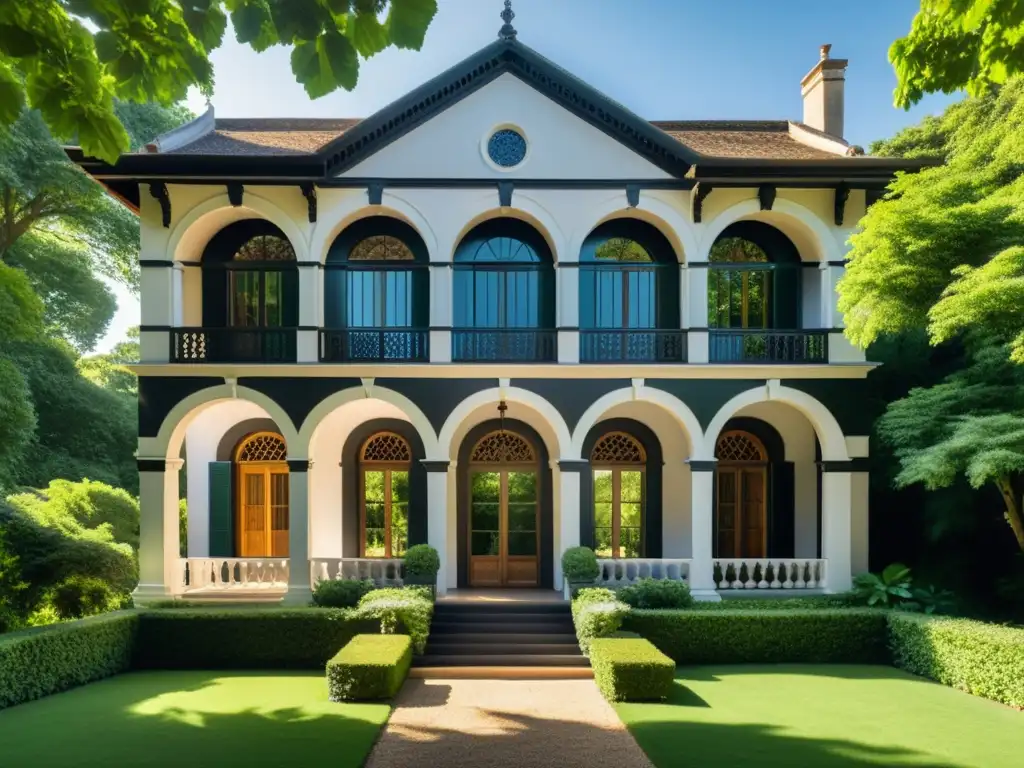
[820,43,832,61]
[498,0,517,41]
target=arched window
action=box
[325,217,428,361]
[715,430,767,558]
[359,432,412,557]
[579,220,681,361]
[453,219,555,361]
[591,432,646,558]
[234,431,289,557]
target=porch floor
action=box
[438,589,566,604]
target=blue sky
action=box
[98,0,955,353]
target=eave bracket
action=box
[148,183,171,228]
[300,183,317,223]
[834,183,850,226]
[692,182,713,223]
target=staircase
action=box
[412,600,591,679]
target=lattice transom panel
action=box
[361,432,412,463]
[349,236,415,261]
[715,431,767,462]
[591,432,645,464]
[470,431,536,463]
[234,235,296,262]
[237,433,288,462]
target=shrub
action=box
[590,638,675,702]
[326,634,412,701]
[618,578,694,609]
[624,609,889,665]
[571,587,630,655]
[403,544,440,578]
[356,587,434,654]
[691,595,858,610]
[7,479,139,550]
[889,612,1024,709]
[313,578,374,608]
[561,546,599,583]
[134,609,379,669]
[48,576,121,619]
[0,612,137,709]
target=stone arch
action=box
[702,382,849,462]
[699,197,840,263]
[569,192,697,264]
[309,193,438,264]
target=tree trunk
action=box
[995,475,1024,554]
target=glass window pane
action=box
[594,470,613,502]
[620,526,642,558]
[620,501,642,529]
[364,471,385,502]
[472,531,500,556]
[471,472,500,502]
[507,472,537,503]
[620,471,643,503]
[508,503,536,533]
[595,501,612,529]
[263,271,282,326]
[390,471,409,502]
[365,525,386,557]
[471,503,499,533]
[391,502,408,556]
[594,527,613,557]
[508,531,537,556]
[229,271,260,327]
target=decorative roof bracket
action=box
[758,184,776,211]
[148,182,171,228]
[834,183,850,225]
[626,184,640,208]
[498,181,514,207]
[367,181,384,205]
[692,182,713,223]
[227,182,244,207]
[300,183,317,223]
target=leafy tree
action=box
[78,326,140,397]
[0,0,438,163]
[7,478,139,550]
[0,263,42,490]
[892,0,1024,108]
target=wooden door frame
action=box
[715,430,769,558]
[234,432,289,558]
[590,465,646,558]
[358,463,411,557]
[467,461,540,587]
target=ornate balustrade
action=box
[713,558,827,589]
[319,328,428,362]
[170,327,297,363]
[310,558,404,586]
[451,328,557,362]
[579,329,686,363]
[708,330,828,363]
[593,558,691,587]
[181,558,289,591]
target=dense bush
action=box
[403,544,440,578]
[7,479,139,549]
[589,637,675,702]
[889,612,1024,709]
[624,609,889,665]
[692,595,858,610]
[47,576,122,619]
[326,634,412,701]
[571,587,630,655]
[0,612,137,709]
[356,587,434,654]
[313,578,374,608]
[618,578,694,609]
[561,546,599,583]
[134,609,379,669]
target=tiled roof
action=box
[165,119,361,156]
[652,121,847,160]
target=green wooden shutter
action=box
[208,462,234,556]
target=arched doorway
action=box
[465,429,541,587]
[715,430,768,558]
[358,432,412,558]
[234,432,289,557]
[590,432,647,558]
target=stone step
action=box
[414,654,590,668]
[425,642,582,656]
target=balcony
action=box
[170,328,297,363]
[319,328,429,363]
[580,329,686,363]
[709,330,828,363]
[452,328,557,362]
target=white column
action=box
[139,263,174,363]
[296,263,321,363]
[285,460,312,604]
[429,264,452,363]
[557,264,580,363]
[821,470,853,592]
[554,464,582,591]
[851,470,870,576]
[686,264,709,363]
[679,264,689,329]
[424,462,450,595]
[820,262,845,329]
[687,461,719,600]
[134,457,183,604]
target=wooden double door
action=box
[468,468,540,587]
[715,465,767,558]
[237,464,290,557]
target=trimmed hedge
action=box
[590,637,674,702]
[326,634,412,701]
[134,609,379,669]
[0,611,137,710]
[356,587,434,654]
[313,578,375,608]
[623,609,889,665]
[889,612,1024,709]
[571,588,630,655]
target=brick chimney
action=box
[801,44,847,139]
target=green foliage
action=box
[618,579,694,610]
[690,595,858,610]
[891,1,1024,108]
[355,587,433,654]
[78,327,139,398]
[623,609,890,665]
[571,587,630,655]
[8,478,139,550]
[326,634,412,701]
[0,357,35,490]
[889,612,1024,709]
[0,612,137,709]
[561,546,599,583]
[0,1,437,163]
[313,578,375,608]
[589,637,675,702]
[0,261,44,343]
[853,563,913,608]
[403,543,439,577]
[46,576,122,620]
[134,608,379,669]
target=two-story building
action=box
[71,20,926,603]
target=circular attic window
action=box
[486,128,528,168]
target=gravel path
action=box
[365,679,653,768]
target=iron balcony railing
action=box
[579,329,686,363]
[319,328,429,362]
[170,327,297,363]
[451,328,557,362]
[708,329,828,363]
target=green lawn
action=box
[616,665,1024,768]
[0,671,390,768]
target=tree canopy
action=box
[0,1,438,163]
[892,0,1024,107]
